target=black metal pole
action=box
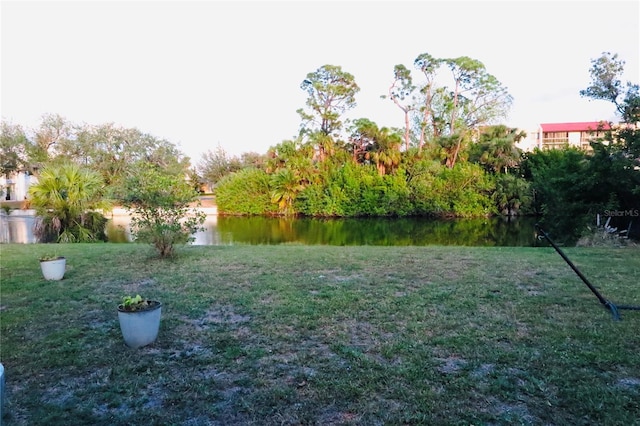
[535,224,620,319]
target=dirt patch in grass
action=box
[121,278,158,295]
[82,309,114,332]
[487,398,538,424]
[437,356,468,374]
[471,363,496,379]
[181,305,251,331]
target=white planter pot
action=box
[39,257,66,281]
[117,302,162,348]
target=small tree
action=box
[122,163,206,258]
[196,144,243,190]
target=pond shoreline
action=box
[2,213,543,247]
[1,205,218,218]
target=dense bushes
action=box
[521,141,640,242]
[296,163,413,217]
[216,159,503,218]
[215,168,277,215]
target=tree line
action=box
[209,52,639,241]
[1,51,638,243]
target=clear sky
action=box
[1,0,639,164]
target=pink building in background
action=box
[517,121,612,152]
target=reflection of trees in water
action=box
[536,213,639,247]
[216,216,540,247]
[6,214,582,247]
[534,215,585,247]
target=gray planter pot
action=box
[39,257,66,281]
[117,301,162,349]
[0,362,4,425]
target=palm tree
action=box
[480,138,523,174]
[471,125,525,174]
[349,119,403,175]
[270,168,305,215]
[493,173,532,216]
[28,162,108,242]
[370,127,402,176]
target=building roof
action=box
[540,121,611,132]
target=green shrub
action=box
[215,168,275,215]
[122,163,206,258]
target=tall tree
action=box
[298,64,360,136]
[297,65,360,160]
[580,52,640,212]
[384,64,416,151]
[580,51,639,123]
[410,54,513,168]
[520,52,639,241]
[33,113,73,162]
[442,57,513,168]
[414,53,442,150]
[59,123,190,195]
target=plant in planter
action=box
[117,294,162,349]
[39,253,66,281]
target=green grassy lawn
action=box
[1,243,639,425]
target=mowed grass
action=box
[1,243,639,425]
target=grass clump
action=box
[1,243,639,425]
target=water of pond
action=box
[1,213,545,246]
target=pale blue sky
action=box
[2,0,639,162]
